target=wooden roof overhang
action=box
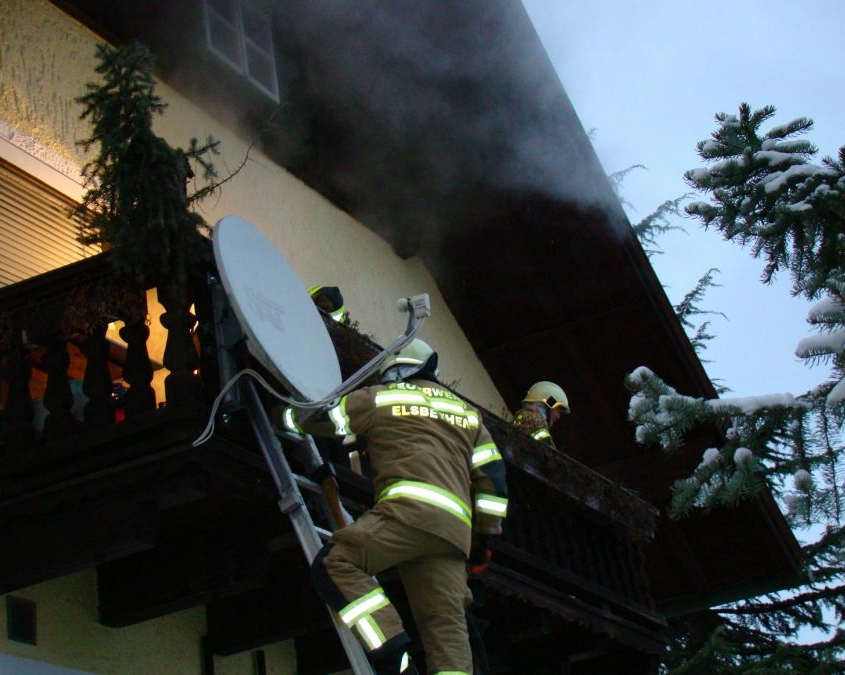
[48,0,803,616]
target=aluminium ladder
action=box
[209,277,376,675]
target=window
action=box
[202,0,280,101]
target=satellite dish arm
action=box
[193,291,432,441]
[295,293,431,415]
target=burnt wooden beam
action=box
[481,563,666,657]
[293,629,351,675]
[0,500,156,595]
[205,557,329,656]
[98,515,278,627]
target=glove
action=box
[270,405,306,437]
[268,404,287,432]
[468,534,493,575]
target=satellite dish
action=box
[212,215,342,401]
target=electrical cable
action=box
[192,325,421,447]
[193,294,430,447]
[192,368,297,447]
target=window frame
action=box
[201,0,281,102]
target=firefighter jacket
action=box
[511,405,555,448]
[283,377,508,556]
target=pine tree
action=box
[74,42,219,282]
[626,104,845,672]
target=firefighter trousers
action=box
[311,506,473,674]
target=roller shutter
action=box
[0,158,94,288]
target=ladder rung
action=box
[293,473,322,494]
[291,474,344,536]
[314,525,333,540]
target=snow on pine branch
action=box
[625,366,814,517]
[807,296,845,324]
[708,393,799,414]
[761,163,835,193]
[627,366,802,442]
[795,331,845,360]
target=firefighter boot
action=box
[370,642,419,675]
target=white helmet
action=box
[379,339,438,382]
[522,381,570,413]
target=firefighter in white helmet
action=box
[511,380,570,449]
[281,338,508,675]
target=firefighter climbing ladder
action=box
[202,255,430,674]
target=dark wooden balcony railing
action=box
[0,251,204,459]
[0,252,665,672]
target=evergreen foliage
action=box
[672,268,725,370]
[627,104,845,672]
[631,194,690,259]
[608,163,647,213]
[608,164,688,258]
[74,42,219,282]
[617,168,722,364]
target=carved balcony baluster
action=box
[2,319,34,456]
[546,519,565,569]
[119,320,156,416]
[598,534,618,591]
[0,256,220,451]
[559,518,579,576]
[157,278,202,411]
[80,323,115,428]
[42,337,75,441]
[612,533,637,601]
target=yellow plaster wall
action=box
[0,0,510,671]
[0,0,96,174]
[0,0,507,413]
[0,570,297,674]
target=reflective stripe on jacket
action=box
[512,406,555,448]
[289,378,508,554]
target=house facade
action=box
[0,1,800,674]
[0,4,514,672]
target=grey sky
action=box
[521,0,845,398]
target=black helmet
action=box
[308,285,349,324]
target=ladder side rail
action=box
[279,431,350,532]
[241,381,376,675]
[209,277,244,411]
[242,378,323,559]
[209,278,375,675]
